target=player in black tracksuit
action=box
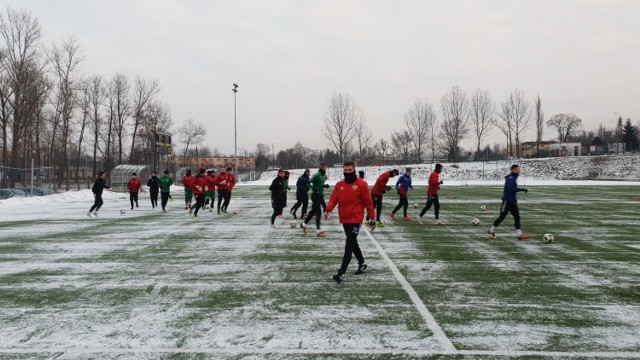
[87,171,110,216]
[290,169,311,219]
[147,171,159,208]
[269,169,286,227]
[489,164,529,240]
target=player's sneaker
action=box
[131,206,134,210]
[489,231,496,240]
[300,223,307,234]
[518,234,530,240]
[271,224,276,228]
[189,208,193,214]
[193,213,198,218]
[403,216,411,221]
[162,209,166,213]
[354,263,367,275]
[184,207,188,210]
[93,211,98,217]
[222,209,228,214]
[389,212,396,221]
[86,211,92,217]
[317,232,327,237]
[332,273,344,284]
[136,203,138,208]
[416,216,423,225]
[209,208,213,212]
[435,219,444,225]
[292,213,297,219]
[377,221,385,227]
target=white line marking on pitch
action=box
[2,347,640,358]
[362,227,457,352]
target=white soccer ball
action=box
[480,205,487,211]
[381,219,387,224]
[290,220,297,228]
[120,209,126,215]
[543,233,554,243]
[233,209,240,214]
[413,202,419,208]
[472,218,480,226]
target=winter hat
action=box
[391,169,399,176]
[199,167,206,174]
[132,173,137,176]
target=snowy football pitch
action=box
[1,185,639,359]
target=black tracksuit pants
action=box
[161,192,170,210]
[193,194,205,215]
[493,201,521,229]
[420,194,440,219]
[150,190,158,208]
[217,189,227,212]
[89,195,103,212]
[392,194,409,217]
[372,193,383,221]
[130,192,139,208]
[304,193,326,230]
[271,195,285,224]
[291,192,308,217]
[338,223,365,275]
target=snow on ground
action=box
[1,184,639,358]
[253,154,640,186]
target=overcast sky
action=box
[6,0,640,155]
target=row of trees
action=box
[320,88,638,163]
[0,8,173,188]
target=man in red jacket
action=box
[417,163,444,225]
[222,167,236,213]
[215,168,229,214]
[181,169,194,210]
[127,172,142,210]
[191,168,207,217]
[371,168,399,226]
[324,161,376,284]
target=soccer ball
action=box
[381,219,387,224]
[413,203,419,208]
[290,220,297,228]
[472,218,480,226]
[543,233,554,243]
[480,205,487,211]
[233,209,240,214]
[120,209,126,215]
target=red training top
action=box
[371,171,391,196]
[225,172,236,192]
[192,176,206,195]
[181,175,194,190]
[428,171,442,195]
[214,172,228,191]
[206,175,216,192]
[326,177,375,224]
[127,178,142,193]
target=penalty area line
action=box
[362,227,457,352]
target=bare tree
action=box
[354,118,373,162]
[498,89,530,158]
[0,8,44,185]
[50,36,83,189]
[106,73,130,167]
[129,76,160,162]
[405,98,436,163]
[547,113,582,143]
[74,78,92,189]
[469,89,495,160]
[87,75,106,177]
[178,118,206,166]
[535,96,544,157]
[440,86,470,161]
[322,92,361,162]
[391,130,412,161]
[376,138,389,161]
[135,101,173,166]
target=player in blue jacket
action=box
[390,168,413,221]
[489,164,529,240]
